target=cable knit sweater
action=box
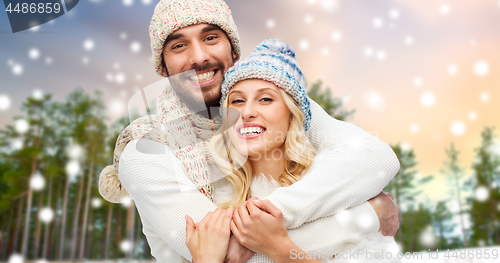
[118,99,400,262]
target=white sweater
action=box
[118,99,400,262]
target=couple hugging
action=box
[98,0,401,262]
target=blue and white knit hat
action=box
[220,39,311,131]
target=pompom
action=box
[253,39,296,58]
[98,165,131,203]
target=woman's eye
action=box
[231,99,244,104]
[261,98,273,102]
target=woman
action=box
[186,39,399,263]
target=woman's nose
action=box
[240,102,258,120]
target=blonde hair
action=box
[209,88,316,209]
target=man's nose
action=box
[189,41,210,66]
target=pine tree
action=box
[468,127,500,246]
[441,143,468,247]
[384,144,433,247]
[432,201,458,249]
[307,79,354,121]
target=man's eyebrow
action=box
[165,33,184,46]
[201,24,221,34]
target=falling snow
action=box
[12,64,23,76]
[389,9,400,19]
[468,111,477,121]
[123,0,134,7]
[413,77,423,87]
[365,91,384,109]
[266,19,276,29]
[480,92,490,102]
[33,89,43,100]
[420,92,436,107]
[450,120,466,136]
[448,64,458,75]
[0,95,11,111]
[372,17,384,29]
[304,15,313,24]
[410,123,420,134]
[39,207,55,223]
[405,36,414,45]
[474,186,489,202]
[440,4,450,15]
[30,173,46,191]
[15,119,29,134]
[83,39,95,51]
[331,31,342,41]
[130,41,142,53]
[299,39,310,50]
[29,48,40,60]
[474,60,490,76]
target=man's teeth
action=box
[189,70,215,83]
[239,127,265,136]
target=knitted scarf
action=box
[98,83,222,203]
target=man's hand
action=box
[224,234,255,263]
[368,191,399,236]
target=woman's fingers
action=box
[232,206,243,229]
[246,199,261,216]
[222,206,234,229]
[237,202,251,224]
[230,220,241,240]
[253,199,283,219]
[185,215,195,243]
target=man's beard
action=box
[168,62,226,112]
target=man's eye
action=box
[172,44,185,49]
[205,36,217,41]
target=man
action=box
[99,0,400,262]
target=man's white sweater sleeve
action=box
[118,140,217,261]
[265,99,400,229]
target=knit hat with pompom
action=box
[220,39,311,131]
[149,0,241,77]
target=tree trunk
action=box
[42,176,53,259]
[454,173,468,248]
[79,146,95,259]
[396,168,402,245]
[21,124,42,257]
[1,207,14,260]
[50,174,64,260]
[126,200,136,259]
[33,189,44,259]
[69,158,86,259]
[13,195,25,253]
[84,202,94,259]
[58,176,70,260]
[104,205,113,259]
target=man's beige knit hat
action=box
[149,0,242,77]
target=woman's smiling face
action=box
[227,79,291,160]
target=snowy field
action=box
[3,246,500,263]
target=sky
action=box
[1,0,500,212]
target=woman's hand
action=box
[186,207,234,263]
[230,197,292,260]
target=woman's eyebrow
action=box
[256,87,279,95]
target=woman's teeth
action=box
[239,127,265,136]
[189,70,215,83]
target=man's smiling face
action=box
[162,24,237,109]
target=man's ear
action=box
[232,50,237,60]
[162,67,167,76]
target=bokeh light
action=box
[115,73,126,84]
[474,60,490,76]
[419,225,436,247]
[66,160,81,179]
[92,197,103,208]
[30,173,46,191]
[440,4,450,15]
[450,120,466,136]
[123,0,134,7]
[29,48,40,60]
[365,90,384,110]
[130,41,142,53]
[120,240,132,252]
[480,92,490,102]
[331,31,342,42]
[468,111,477,121]
[39,207,55,223]
[15,119,29,134]
[83,39,95,51]
[266,19,276,29]
[376,49,386,60]
[299,39,310,50]
[0,94,12,111]
[304,15,313,24]
[413,77,423,87]
[68,144,84,160]
[410,123,420,134]
[405,36,414,45]
[372,17,384,29]
[8,254,23,263]
[474,186,489,202]
[389,8,400,19]
[12,64,23,76]
[33,89,43,100]
[420,92,436,107]
[447,64,458,75]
